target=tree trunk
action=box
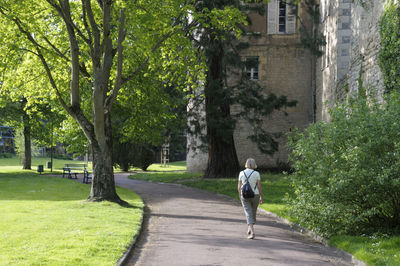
[87,112,124,204]
[89,144,121,202]
[22,112,31,170]
[205,126,240,178]
[204,41,240,178]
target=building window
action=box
[278,1,286,33]
[267,0,296,35]
[245,57,259,81]
[342,36,350,44]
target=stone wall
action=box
[347,0,385,98]
[316,0,353,122]
[233,41,313,168]
[316,0,387,122]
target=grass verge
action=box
[129,171,292,221]
[0,170,143,266]
[129,168,400,265]
[328,235,400,265]
[142,160,187,172]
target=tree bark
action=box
[22,111,31,170]
[89,144,120,202]
[87,111,124,203]
[205,128,240,178]
[204,41,240,178]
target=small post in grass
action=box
[37,165,44,174]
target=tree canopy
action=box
[0,0,246,201]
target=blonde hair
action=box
[245,158,257,169]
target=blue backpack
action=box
[241,170,257,199]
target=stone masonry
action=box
[187,1,314,171]
[188,0,391,172]
[316,0,388,121]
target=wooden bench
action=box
[83,170,92,184]
[63,163,88,179]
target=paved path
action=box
[114,173,355,266]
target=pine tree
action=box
[191,1,297,178]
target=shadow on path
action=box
[115,174,354,266]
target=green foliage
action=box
[111,97,183,172]
[0,153,14,158]
[189,0,297,161]
[52,153,73,160]
[113,141,155,171]
[292,0,325,57]
[289,92,400,237]
[379,1,400,93]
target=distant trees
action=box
[0,94,64,169]
[0,1,242,202]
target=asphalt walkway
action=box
[111,173,359,266]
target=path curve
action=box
[114,173,354,266]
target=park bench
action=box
[62,163,88,179]
[83,170,92,184]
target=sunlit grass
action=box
[329,235,400,265]
[130,171,202,183]
[129,170,292,220]
[146,160,186,171]
[0,156,92,174]
[0,167,143,266]
[179,173,293,220]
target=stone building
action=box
[187,1,314,172]
[188,0,392,172]
[316,0,387,121]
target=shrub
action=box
[113,142,155,171]
[288,93,400,237]
[0,153,14,158]
[53,154,73,160]
[379,1,400,93]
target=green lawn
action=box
[129,167,400,265]
[131,171,202,183]
[142,160,187,172]
[329,235,400,266]
[130,170,292,221]
[0,156,92,174]
[0,157,143,266]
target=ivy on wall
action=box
[379,1,400,93]
[288,0,325,57]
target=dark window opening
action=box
[278,1,286,33]
[245,57,260,81]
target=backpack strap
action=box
[243,170,257,190]
[243,170,255,183]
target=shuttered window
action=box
[267,0,296,35]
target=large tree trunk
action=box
[22,110,31,170]
[87,112,124,203]
[89,144,120,202]
[204,41,240,178]
[205,126,240,178]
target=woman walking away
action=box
[238,158,263,239]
